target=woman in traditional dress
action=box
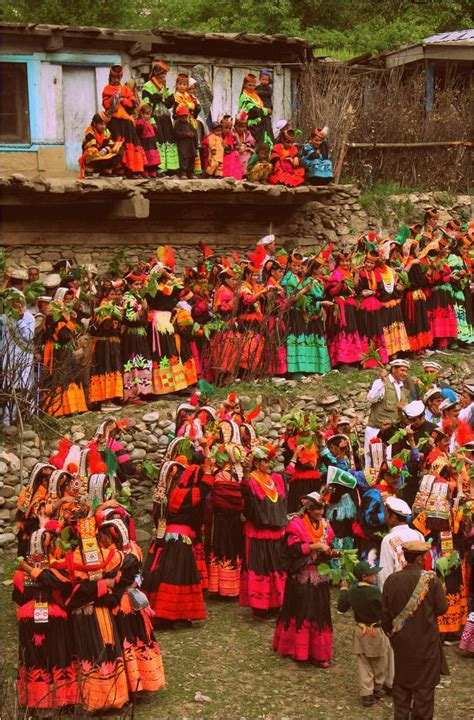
[401,248,433,353]
[98,519,165,696]
[273,491,335,666]
[13,529,77,710]
[325,248,363,366]
[144,259,191,395]
[142,458,213,625]
[236,265,267,377]
[239,445,287,617]
[262,260,288,376]
[211,267,239,379]
[207,434,245,598]
[102,65,145,177]
[16,463,55,556]
[88,284,123,408]
[66,516,129,713]
[281,259,331,376]
[42,289,88,417]
[285,433,321,515]
[121,273,153,405]
[422,242,457,349]
[447,240,473,345]
[141,60,179,174]
[356,252,389,368]
[79,113,124,178]
[269,129,305,187]
[173,72,202,175]
[378,257,411,357]
[136,103,161,177]
[238,73,272,145]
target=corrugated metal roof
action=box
[423,29,474,44]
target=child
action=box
[255,69,275,144]
[234,111,255,176]
[247,143,272,183]
[136,104,161,177]
[174,106,198,179]
[269,129,305,187]
[338,561,389,707]
[301,127,334,186]
[204,121,224,178]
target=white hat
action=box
[275,119,289,131]
[439,397,458,411]
[336,416,351,426]
[422,360,441,372]
[37,295,52,303]
[303,491,323,504]
[9,267,28,281]
[43,273,61,289]
[403,400,425,418]
[424,386,442,403]
[385,496,411,517]
[257,234,276,247]
[389,359,410,369]
[464,382,474,397]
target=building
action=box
[0,22,316,175]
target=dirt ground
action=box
[0,577,471,720]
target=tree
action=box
[1,0,472,57]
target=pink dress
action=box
[222,131,244,180]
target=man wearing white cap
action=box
[423,386,443,423]
[459,381,474,430]
[378,495,424,694]
[364,360,410,469]
[421,360,457,403]
[256,234,276,280]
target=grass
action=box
[359,181,425,225]
[0,577,472,720]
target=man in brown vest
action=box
[364,359,410,468]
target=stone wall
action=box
[1,356,471,553]
[2,176,471,272]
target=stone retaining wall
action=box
[2,177,471,271]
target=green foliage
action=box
[436,551,460,579]
[1,0,471,58]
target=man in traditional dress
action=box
[382,540,449,720]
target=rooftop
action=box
[0,22,317,62]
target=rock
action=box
[3,426,18,437]
[0,510,10,521]
[131,448,146,460]
[23,457,39,470]
[72,432,86,442]
[158,419,171,429]
[194,692,211,703]
[269,412,281,422]
[158,436,169,447]
[143,412,160,423]
[321,395,339,406]
[135,528,151,543]
[21,430,37,441]
[0,486,15,499]
[0,462,7,476]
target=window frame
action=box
[0,57,35,148]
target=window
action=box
[0,62,30,143]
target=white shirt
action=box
[378,523,424,589]
[367,373,404,405]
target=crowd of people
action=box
[79,62,334,185]
[0,208,472,426]
[12,366,474,715]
